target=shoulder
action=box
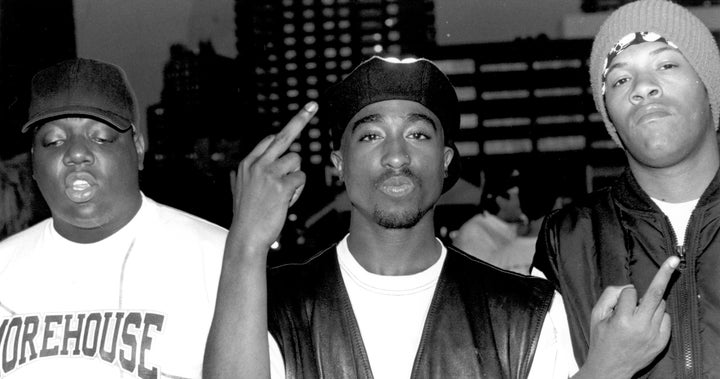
[542,187,613,235]
[446,246,554,299]
[269,245,337,278]
[0,219,51,271]
[142,196,228,241]
[445,247,556,334]
[267,245,340,306]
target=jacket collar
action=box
[612,167,720,213]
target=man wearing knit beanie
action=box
[534,0,720,377]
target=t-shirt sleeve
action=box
[527,289,579,379]
[270,332,286,379]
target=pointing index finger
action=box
[263,102,319,161]
[638,256,679,316]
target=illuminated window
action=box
[324,48,337,58]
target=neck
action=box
[629,142,719,203]
[346,209,441,276]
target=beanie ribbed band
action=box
[590,0,720,147]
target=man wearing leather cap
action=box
[202,55,675,378]
[0,58,226,378]
[205,55,682,378]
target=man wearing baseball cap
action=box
[0,58,227,378]
[533,0,720,377]
[204,56,668,378]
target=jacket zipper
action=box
[666,214,698,378]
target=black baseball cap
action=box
[21,58,137,133]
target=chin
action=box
[59,205,110,227]
[373,207,427,229]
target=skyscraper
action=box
[236,0,438,226]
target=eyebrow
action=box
[606,45,680,77]
[406,113,438,130]
[351,114,383,134]
[350,112,438,134]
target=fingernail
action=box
[304,102,318,112]
[668,256,680,269]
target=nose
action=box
[381,136,410,169]
[630,72,662,104]
[62,137,95,166]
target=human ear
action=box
[133,132,146,171]
[330,150,344,180]
[443,146,454,174]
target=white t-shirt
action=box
[0,194,227,379]
[270,236,578,379]
[651,197,698,245]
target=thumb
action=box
[592,284,635,323]
[289,183,305,207]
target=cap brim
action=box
[21,106,133,133]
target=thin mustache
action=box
[374,167,419,187]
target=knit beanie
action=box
[590,0,720,147]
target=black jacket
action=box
[268,244,555,379]
[534,168,720,378]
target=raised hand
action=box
[228,102,318,255]
[577,256,679,379]
[205,102,319,379]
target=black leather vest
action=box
[268,244,555,379]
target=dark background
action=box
[1,0,719,257]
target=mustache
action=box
[373,167,420,187]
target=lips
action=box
[378,175,415,197]
[64,171,98,203]
[633,104,672,126]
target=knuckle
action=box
[591,307,605,320]
[248,161,265,175]
[284,152,301,166]
[643,288,663,303]
[240,157,253,170]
